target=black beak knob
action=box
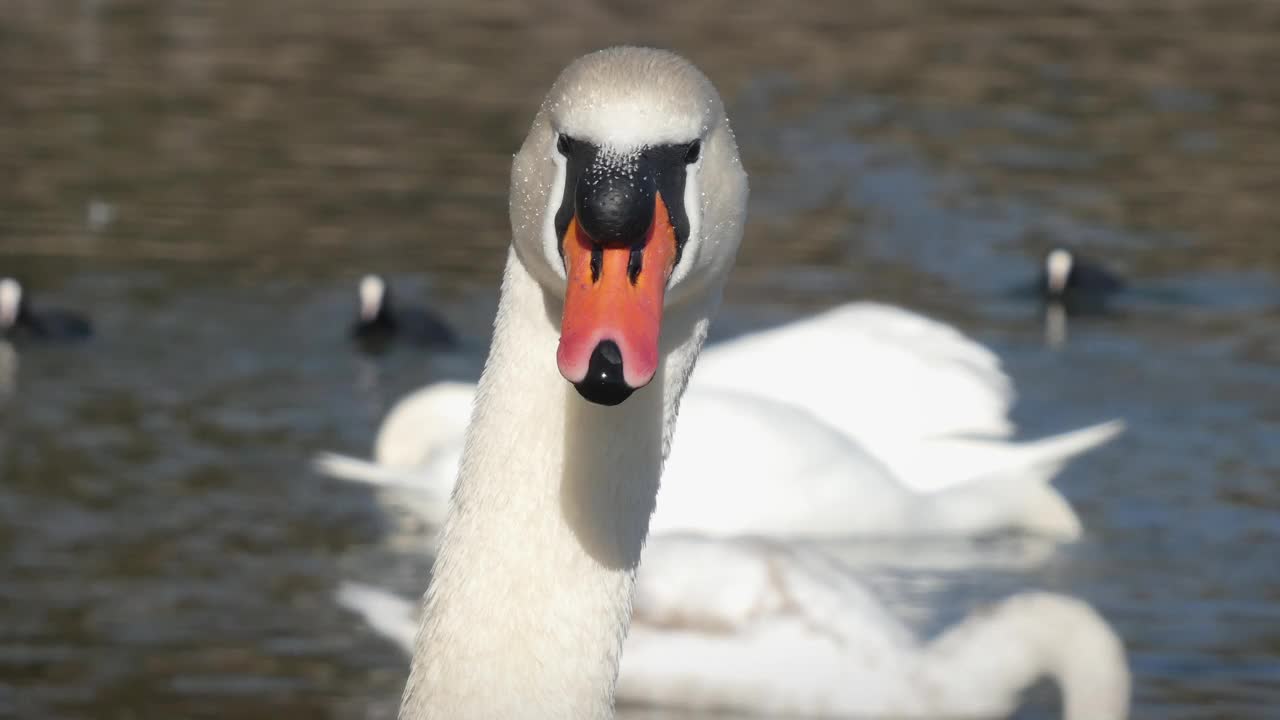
[576,162,656,246]
[573,340,634,406]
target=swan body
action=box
[397,48,749,719]
[339,536,1131,719]
[317,376,1123,539]
[316,303,1126,539]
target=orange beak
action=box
[557,192,678,395]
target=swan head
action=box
[509,47,748,406]
[358,274,389,323]
[0,278,22,330]
[1044,248,1074,296]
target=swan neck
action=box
[399,251,686,720]
[924,592,1129,720]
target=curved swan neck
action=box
[922,592,1130,720]
[399,252,707,720]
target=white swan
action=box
[338,536,1131,719]
[317,374,1123,539]
[316,299,1126,540]
[396,48,750,719]
[335,300,1029,484]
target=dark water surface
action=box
[2,2,1279,718]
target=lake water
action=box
[2,2,1279,718]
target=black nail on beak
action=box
[573,340,633,406]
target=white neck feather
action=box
[399,251,713,720]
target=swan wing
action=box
[649,389,911,538]
[694,303,1015,443]
[871,418,1125,494]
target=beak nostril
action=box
[590,246,603,284]
[627,247,643,285]
[597,340,622,365]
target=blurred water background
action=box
[2,1,1279,718]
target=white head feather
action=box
[508,47,748,309]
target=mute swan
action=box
[685,301,1126,496]
[316,298,1126,539]
[338,536,1131,720]
[316,378,1124,539]
[333,298,1027,474]
[0,278,92,342]
[396,48,749,719]
[352,274,456,353]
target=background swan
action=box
[693,301,1123,493]
[397,48,750,719]
[316,303,1126,539]
[337,535,1131,720]
[318,378,1121,539]
[368,300,1026,471]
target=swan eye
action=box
[557,133,573,156]
[684,140,701,164]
